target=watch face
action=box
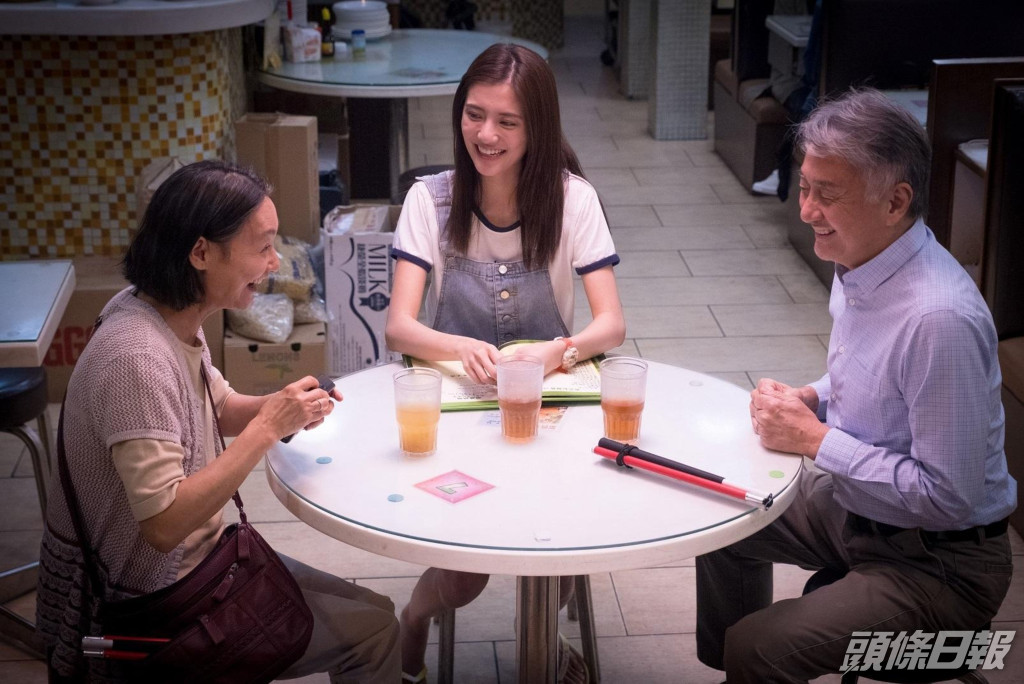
[562,347,579,370]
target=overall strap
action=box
[419,171,454,248]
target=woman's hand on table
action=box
[455,337,502,384]
[507,340,565,376]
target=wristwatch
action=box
[554,336,578,372]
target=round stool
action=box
[0,367,52,514]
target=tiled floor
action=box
[3,9,1023,683]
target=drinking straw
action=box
[594,438,774,510]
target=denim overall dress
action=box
[420,173,570,347]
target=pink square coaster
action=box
[415,470,494,504]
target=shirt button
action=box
[838,345,846,354]
[848,298,856,306]
[498,264,508,275]
[500,290,510,300]
[830,393,837,402]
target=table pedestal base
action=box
[348,98,409,203]
[516,575,559,683]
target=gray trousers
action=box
[277,554,401,684]
[696,467,1013,684]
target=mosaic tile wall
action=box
[403,0,510,27]
[511,0,564,50]
[0,30,246,260]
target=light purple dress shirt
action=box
[810,219,1016,530]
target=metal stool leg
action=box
[573,575,601,683]
[4,426,48,515]
[37,409,53,480]
[0,563,45,658]
[437,607,455,684]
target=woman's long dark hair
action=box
[449,43,583,269]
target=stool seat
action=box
[0,366,52,515]
[0,367,48,428]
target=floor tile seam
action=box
[606,571,633,637]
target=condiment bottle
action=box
[351,29,366,60]
[320,8,335,57]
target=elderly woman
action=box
[37,160,400,683]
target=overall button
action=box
[503,333,513,340]
[500,290,510,300]
[498,264,508,275]
[502,314,511,322]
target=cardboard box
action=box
[223,322,326,396]
[41,256,225,401]
[322,204,403,375]
[235,113,320,244]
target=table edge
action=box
[266,457,802,576]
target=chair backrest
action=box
[982,81,1024,340]
[925,58,1024,249]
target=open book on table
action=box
[403,340,601,411]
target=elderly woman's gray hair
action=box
[796,88,931,219]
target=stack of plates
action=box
[333,0,393,40]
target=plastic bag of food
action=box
[294,295,328,324]
[256,235,317,302]
[227,293,294,344]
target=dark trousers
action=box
[696,467,1013,683]
[774,86,814,202]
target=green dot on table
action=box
[769,470,784,478]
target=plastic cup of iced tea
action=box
[600,357,648,444]
[496,355,544,443]
[393,367,442,456]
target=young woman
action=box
[385,43,626,682]
[37,161,400,683]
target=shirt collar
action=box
[836,218,927,294]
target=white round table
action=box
[267,360,803,682]
[257,29,548,201]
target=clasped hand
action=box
[749,378,827,457]
[262,375,343,439]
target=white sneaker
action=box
[752,169,780,195]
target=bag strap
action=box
[200,364,246,524]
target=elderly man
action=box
[696,89,1016,683]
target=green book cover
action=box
[403,340,601,412]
